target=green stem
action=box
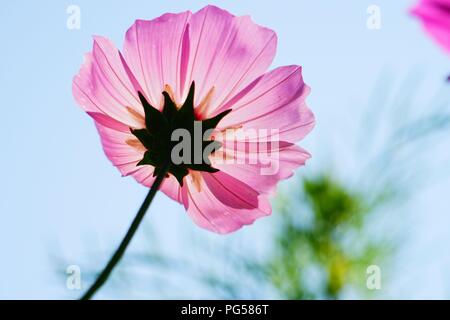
[80,163,170,300]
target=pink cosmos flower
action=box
[73,5,314,234]
[411,0,450,54]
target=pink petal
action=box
[73,36,144,128]
[123,12,192,107]
[122,5,277,113]
[94,123,142,176]
[182,173,271,234]
[160,176,183,203]
[211,142,311,196]
[92,114,182,202]
[411,0,450,53]
[87,112,130,132]
[186,5,277,115]
[216,65,315,143]
[202,171,259,209]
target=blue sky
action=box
[0,0,449,298]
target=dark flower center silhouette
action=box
[131,82,231,186]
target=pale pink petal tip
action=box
[410,0,450,54]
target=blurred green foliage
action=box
[268,175,389,299]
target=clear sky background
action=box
[0,0,449,299]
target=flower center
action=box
[131,82,231,186]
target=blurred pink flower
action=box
[73,5,314,233]
[411,0,450,53]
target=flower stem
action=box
[80,163,170,300]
